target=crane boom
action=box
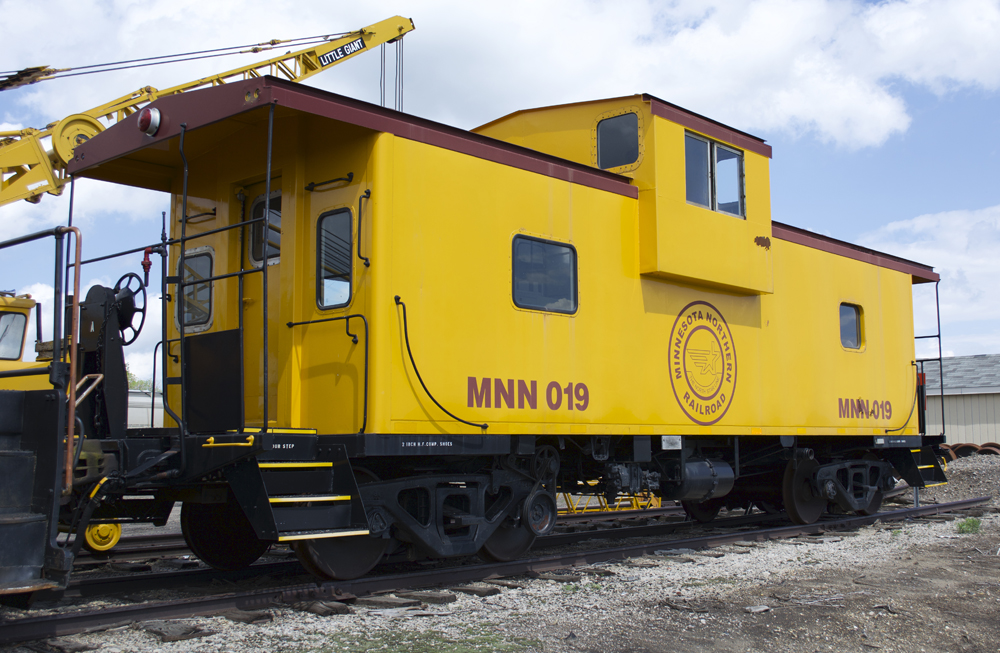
[0,16,414,208]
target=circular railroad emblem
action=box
[668,300,737,426]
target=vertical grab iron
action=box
[261,103,275,434]
[915,280,945,438]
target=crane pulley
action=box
[0,15,414,208]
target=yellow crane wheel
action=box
[83,523,122,553]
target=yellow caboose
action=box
[0,76,944,588]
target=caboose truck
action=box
[0,76,948,597]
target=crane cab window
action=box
[317,208,353,308]
[685,133,745,217]
[597,113,639,169]
[179,251,213,330]
[0,312,27,360]
[512,236,577,314]
[840,303,863,349]
[250,191,282,264]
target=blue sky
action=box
[2,0,999,377]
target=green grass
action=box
[956,517,982,534]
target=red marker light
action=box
[137,107,161,136]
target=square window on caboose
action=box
[512,236,577,314]
[840,303,863,349]
[597,113,639,170]
[685,133,745,218]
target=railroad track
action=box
[0,496,989,646]
[71,505,689,567]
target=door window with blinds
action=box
[250,190,282,264]
[317,208,353,308]
[178,248,213,332]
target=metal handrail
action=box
[287,313,370,433]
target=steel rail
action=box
[1,496,988,645]
[69,507,686,566]
[557,505,685,524]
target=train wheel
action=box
[857,489,884,516]
[181,497,270,570]
[292,467,390,580]
[293,534,390,580]
[782,458,826,525]
[478,518,536,563]
[83,523,122,553]
[681,498,724,523]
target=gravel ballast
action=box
[3,455,997,653]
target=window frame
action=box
[839,302,865,351]
[315,207,354,311]
[249,189,282,267]
[685,132,746,218]
[0,311,28,361]
[596,112,640,170]
[511,234,579,316]
[175,246,214,334]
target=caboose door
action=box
[294,180,369,435]
[242,180,282,428]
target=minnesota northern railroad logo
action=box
[669,301,737,426]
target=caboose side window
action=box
[0,312,27,360]
[512,236,577,314]
[597,113,639,169]
[250,191,281,264]
[180,252,213,329]
[840,303,863,349]
[317,208,352,308]
[715,145,743,216]
[685,134,711,208]
[685,133,745,217]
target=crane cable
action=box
[378,40,404,110]
[0,31,353,88]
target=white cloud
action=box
[0,0,998,150]
[0,178,167,241]
[859,203,1000,356]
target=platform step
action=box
[276,528,370,543]
[258,462,336,496]
[268,495,351,504]
[882,446,948,488]
[0,578,60,597]
[914,447,948,487]
[271,501,353,533]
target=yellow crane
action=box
[0,15,414,208]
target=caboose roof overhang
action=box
[67,76,637,199]
[772,221,939,284]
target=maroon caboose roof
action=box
[67,76,637,199]
[68,77,938,284]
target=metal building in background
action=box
[925,354,1000,446]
